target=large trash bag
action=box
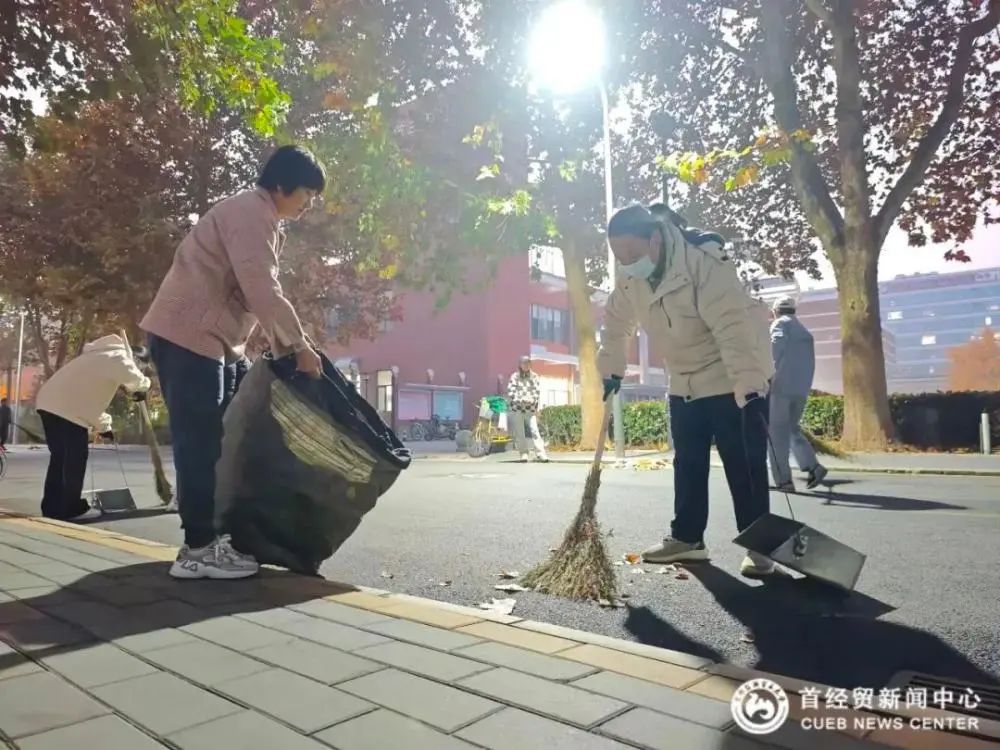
[215,351,411,575]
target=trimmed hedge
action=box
[542,390,1000,451]
[538,401,669,449]
[799,390,999,449]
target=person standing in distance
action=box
[768,295,828,491]
[506,355,549,463]
[141,145,326,580]
[599,203,776,578]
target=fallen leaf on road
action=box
[478,598,516,615]
[674,571,690,580]
[439,581,452,587]
[740,633,755,643]
[613,561,625,566]
[633,568,646,575]
[597,598,627,608]
[623,553,641,564]
[380,571,394,580]
[549,547,558,553]
[494,583,528,592]
[497,570,520,579]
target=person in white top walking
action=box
[34,334,150,520]
[506,355,549,463]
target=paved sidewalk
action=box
[1,514,995,749]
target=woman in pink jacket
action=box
[142,145,326,580]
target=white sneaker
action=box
[164,498,179,513]
[519,453,530,463]
[169,535,259,579]
[642,538,710,564]
[740,551,776,578]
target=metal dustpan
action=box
[734,512,866,592]
[86,442,137,514]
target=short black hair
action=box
[257,145,327,195]
[607,204,660,239]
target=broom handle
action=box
[591,398,614,468]
[119,329,167,492]
[118,331,153,426]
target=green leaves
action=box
[135,0,290,136]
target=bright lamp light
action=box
[528,0,606,93]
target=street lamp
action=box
[529,0,626,460]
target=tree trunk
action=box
[834,245,894,450]
[562,238,603,450]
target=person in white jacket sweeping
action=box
[34,334,150,520]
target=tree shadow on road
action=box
[0,561,350,676]
[778,480,968,512]
[685,564,999,689]
[622,605,723,665]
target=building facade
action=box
[325,250,662,434]
[792,266,1000,394]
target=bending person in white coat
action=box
[600,203,776,578]
[768,296,828,491]
[34,334,150,520]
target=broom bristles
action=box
[521,462,617,601]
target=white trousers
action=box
[509,411,547,457]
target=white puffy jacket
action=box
[35,334,151,432]
[598,221,773,401]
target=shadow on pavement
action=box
[622,605,723,665]
[775,480,968,512]
[0,561,346,674]
[682,564,999,689]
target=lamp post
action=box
[12,311,25,446]
[529,0,625,460]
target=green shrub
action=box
[800,391,999,450]
[622,401,670,448]
[538,401,669,449]
[801,395,844,437]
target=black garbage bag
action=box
[215,352,410,575]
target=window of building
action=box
[921,335,936,346]
[531,305,569,344]
[432,391,463,420]
[888,311,903,320]
[376,370,393,414]
[987,316,993,326]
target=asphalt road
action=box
[2,444,999,691]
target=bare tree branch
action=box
[827,0,873,242]
[803,0,834,26]
[874,0,1000,247]
[759,0,845,254]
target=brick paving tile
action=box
[455,642,597,681]
[247,639,382,684]
[456,708,634,750]
[169,710,329,750]
[314,709,478,750]
[598,707,767,750]
[0,671,109,739]
[40,642,159,688]
[14,715,165,750]
[141,639,271,686]
[354,640,490,682]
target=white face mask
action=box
[620,255,656,280]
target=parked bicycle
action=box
[405,414,459,442]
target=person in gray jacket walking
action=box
[768,296,828,491]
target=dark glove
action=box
[131,391,147,403]
[602,376,623,401]
[99,430,115,441]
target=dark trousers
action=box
[39,410,90,520]
[149,335,248,548]
[669,393,770,544]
